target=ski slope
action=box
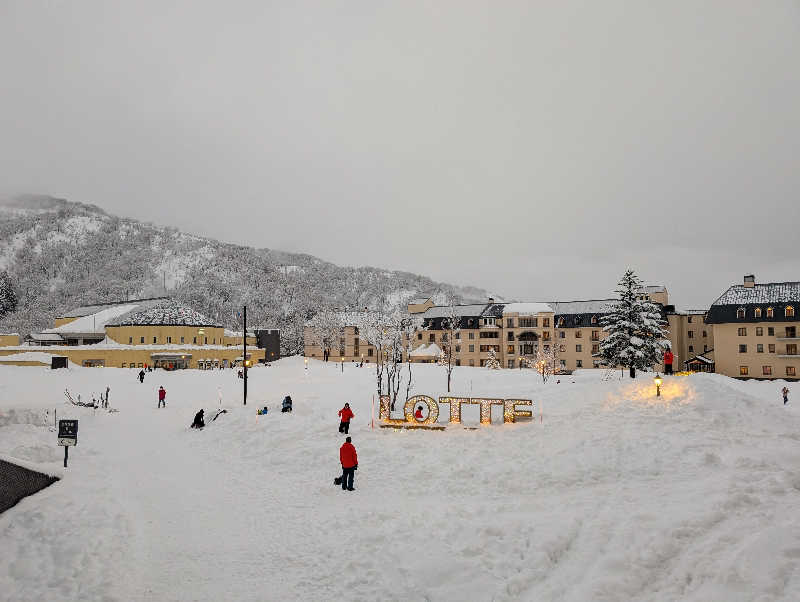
[1,358,799,601]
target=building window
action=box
[786,306,795,318]
[739,366,749,376]
[768,327,775,336]
[738,328,747,336]
[506,318,514,328]
[762,365,772,376]
[769,344,775,353]
[507,345,514,354]
[575,330,582,338]
[576,344,582,353]
[507,332,515,341]
[757,344,764,353]
[129,337,133,344]
[576,359,583,368]
[754,308,762,318]
[739,344,747,353]
[153,336,157,344]
[468,332,475,340]
[688,331,694,338]
[767,307,774,318]
[469,344,474,353]
[737,308,745,319]
[787,366,796,377]
[508,360,515,368]
[688,345,694,353]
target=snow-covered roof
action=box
[502,302,554,315]
[549,300,615,316]
[419,304,488,319]
[107,299,219,327]
[410,343,442,357]
[44,303,142,334]
[711,282,800,306]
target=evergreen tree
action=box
[599,269,669,378]
[0,271,17,319]
[485,347,501,370]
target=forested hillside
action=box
[0,196,487,353]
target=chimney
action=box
[743,275,755,288]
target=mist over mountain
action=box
[0,195,489,353]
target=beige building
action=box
[0,298,264,369]
[706,275,799,380]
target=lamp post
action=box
[654,373,662,397]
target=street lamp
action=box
[654,373,663,397]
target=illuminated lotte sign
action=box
[379,395,533,426]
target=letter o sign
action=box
[404,395,438,424]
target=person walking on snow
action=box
[339,436,358,491]
[338,403,354,434]
[158,386,166,408]
[783,386,790,405]
[138,369,145,383]
[414,406,424,420]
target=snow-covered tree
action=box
[599,269,669,378]
[0,271,17,319]
[485,347,501,370]
[438,300,461,392]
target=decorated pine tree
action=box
[599,269,669,378]
[0,271,17,319]
[485,347,501,370]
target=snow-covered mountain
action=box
[0,195,489,353]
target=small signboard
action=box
[58,419,78,447]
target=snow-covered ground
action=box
[1,359,799,601]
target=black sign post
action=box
[58,419,78,468]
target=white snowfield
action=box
[0,359,799,601]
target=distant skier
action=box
[414,406,424,420]
[338,403,354,434]
[339,436,358,491]
[158,386,166,408]
[783,386,790,405]
[138,369,145,383]
[663,350,674,375]
[191,409,205,429]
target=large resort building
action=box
[0,298,273,369]
[303,275,800,381]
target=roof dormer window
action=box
[736,308,745,319]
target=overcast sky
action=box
[1,1,798,308]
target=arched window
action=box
[754,308,762,318]
[737,308,745,319]
[767,307,774,318]
[787,306,795,318]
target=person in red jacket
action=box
[663,349,674,375]
[339,436,358,491]
[338,403,354,434]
